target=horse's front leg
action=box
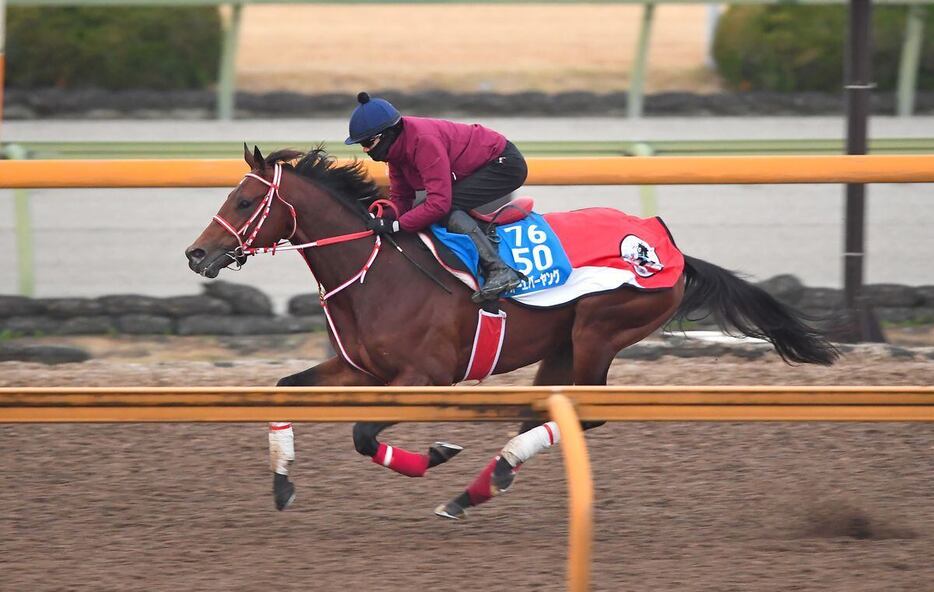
[271,356,380,510]
[352,372,462,478]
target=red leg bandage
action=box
[466,455,523,506]
[371,442,429,477]
[466,457,499,506]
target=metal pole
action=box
[631,142,658,216]
[628,2,656,119]
[217,2,243,121]
[5,144,35,296]
[842,0,883,343]
[896,6,926,117]
[705,4,721,69]
[1,0,7,136]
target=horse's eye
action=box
[238,199,252,209]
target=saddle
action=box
[468,195,534,225]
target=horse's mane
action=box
[266,147,379,215]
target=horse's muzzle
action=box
[185,246,242,278]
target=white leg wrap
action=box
[268,422,295,475]
[501,421,560,467]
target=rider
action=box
[345,92,526,302]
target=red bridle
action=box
[212,163,299,257]
[211,162,390,256]
[208,162,398,379]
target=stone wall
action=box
[0,280,325,337]
[757,275,934,325]
[5,89,934,120]
[2,275,933,339]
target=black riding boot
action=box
[446,210,522,302]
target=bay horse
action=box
[185,146,838,518]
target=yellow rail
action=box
[3,154,934,188]
[2,386,933,423]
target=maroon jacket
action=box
[384,116,507,231]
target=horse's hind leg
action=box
[435,289,683,520]
[570,287,682,386]
[487,342,576,494]
[435,344,573,520]
[443,297,678,516]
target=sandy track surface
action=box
[1,337,933,591]
[236,5,716,93]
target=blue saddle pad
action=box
[429,212,572,297]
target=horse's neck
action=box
[291,188,374,291]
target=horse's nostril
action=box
[186,247,206,263]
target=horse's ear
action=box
[243,142,256,171]
[243,143,265,170]
[253,145,266,170]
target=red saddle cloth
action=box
[419,206,684,309]
[543,207,684,292]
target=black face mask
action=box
[366,122,402,162]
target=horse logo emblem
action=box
[619,234,664,278]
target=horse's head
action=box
[185,145,298,278]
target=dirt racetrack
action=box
[1,335,933,592]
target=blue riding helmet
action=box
[344,92,402,145]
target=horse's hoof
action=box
[490,461,518,495]
[273,473,296,511]
[434,500,467,520]
[428,441,463,468]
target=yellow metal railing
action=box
[3,154,934,188]
[2,385,934,423]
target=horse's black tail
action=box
[673,255,839,365]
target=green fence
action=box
[5,138,934,159]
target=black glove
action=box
[366,216,400,235]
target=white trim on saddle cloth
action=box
[418,232,479,291]
[463,309,508,382]
[512,266,643,307]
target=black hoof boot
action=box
[428,441,464,468]
[434,498,468,520]
[273,473,296,511]
[490,456,519,495]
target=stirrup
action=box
[471,271,522,303]
[471,290,494,304]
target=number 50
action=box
[512,245,554,275]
